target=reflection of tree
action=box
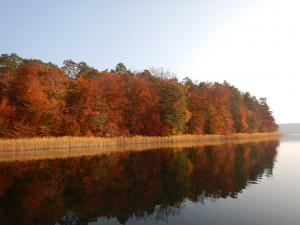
[0,140,279,225]
[56,211,80,225]
[55,211,97,225]
[154,204,181,222]
[190,141,278,201]
[162,150,192,205]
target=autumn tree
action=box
[40,66,69,135]
[185,79,207,134]
[64,77,106,136]
[123,73,162,135]
[11,62,67,136]
[11,62,49,136]
[0,98,15,137]
[0,53,277,138]
[93,72,129,136]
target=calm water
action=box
[0,136,299,225]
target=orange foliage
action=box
[0,54,278,138]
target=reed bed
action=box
[0,133,282,162]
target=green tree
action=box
[62,59,79,78]
[115,62,128,74]
[160,80,189,135]
[0,53,23,72]
[258,97,278,132]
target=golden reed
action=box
[0,133,282,162]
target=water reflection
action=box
[280,134,300,142]
[0,140,279,225]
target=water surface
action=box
[0,136,299,225]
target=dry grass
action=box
[0,133,282,162]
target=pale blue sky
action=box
[1,0,300,123]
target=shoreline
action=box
[0,133,282,162]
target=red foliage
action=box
[0,54,278,138]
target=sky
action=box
[1,0,300,123]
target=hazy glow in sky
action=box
[1,0,299,123]
[185,1,300,124]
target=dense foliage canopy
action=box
[0,53,277,138]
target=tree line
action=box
[0,53,277,138]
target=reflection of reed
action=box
[0,133,282,161]
[0,140,279,225]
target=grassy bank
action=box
[0,133,282,162]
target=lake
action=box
[0,135,299,225]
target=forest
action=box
[0,53,277,138]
